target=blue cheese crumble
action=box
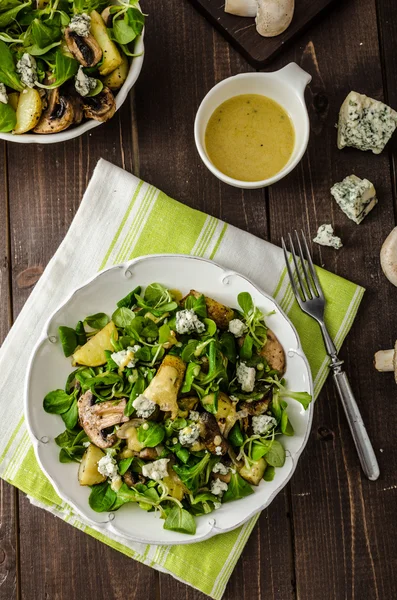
[236,361,256,392]
[189,410,200,421]
[142,458,169,481]
[69,13,91,37]
[75,66,97,97]
[313,224,343,250]
[331,175,377,224]
[212,462,229,475]
[176,309,205,335]
[211,479,228,496]
[179,424,200,446]
[337,91,397,154]
[16,53,37,88]
[97,454,122,491]
[111,345,140,369]
[228,318,247,337]
[252,415,277,435]
[0,83,8,104]
[132,395,156,418]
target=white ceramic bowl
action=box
[194,63,312,189]
[0,26,144,144]
[25,254,313,545]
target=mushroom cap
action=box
[34,88,76,134]
[381,227,397,287]
[255,0,295,37]
[64,29,102,67]
[224,0,257,17]
[78,390,129,448]
[82,87,116,122]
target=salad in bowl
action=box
[43,282,312,535]
[0,0,144,139]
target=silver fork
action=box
[282,230,380,481]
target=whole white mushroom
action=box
[380,227,397,287]
[224,0,295,37]
[256,0,295,37]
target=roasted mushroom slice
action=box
[34,88,75,134]
[64,28,102,67]
[259,329,286,375]
[82,87,116,122]
[101,6,115,27]
[240,397,270,416]
[69,94,84,125]
[78,390,129,448]
[199,412,228,456]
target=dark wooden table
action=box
[1,0,397,598]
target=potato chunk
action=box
[103,52,129,90]
[78,444,106,486]
[14,88,42,134]
[144,355,186,418]
[90,10,122,75]
[73,321,117,367]
[239,458,267,485]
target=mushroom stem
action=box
[374,349,394,372]
[374,340,397,383]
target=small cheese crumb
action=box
[176,309,205,335]
[236,362,256,392]
[313,224,343,250]
[0,83,8,105]
[252,415,277,435]
[142,458,169,481]
[16,53,37,88]
[111,345,141,369]
[189,410,200,421]
[212,462,229,475]
[331,175,377,224]
[69,13,91,37]
[75,65,97,97]
[211,479,228,496]
[97,454,122,491]
[179,424,200,446]
[228,318,247,337]
[132,395,156,419]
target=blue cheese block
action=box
[337,91,397,154]
[331,175,377,224]
[313,224,343,250]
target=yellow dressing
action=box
[205,94,295,182]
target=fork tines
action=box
[281,230,324,303]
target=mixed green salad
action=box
[43,283,312,535]
[0,0,144,135]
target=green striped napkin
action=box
[0,159,364,599]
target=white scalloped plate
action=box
[25,254,313,545]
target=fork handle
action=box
[332,370,380,481]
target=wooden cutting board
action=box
[187,0,339,68]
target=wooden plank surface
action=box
[0,144,18,600]
[1,0,397,598]
[187,0,339,68]
[267,0,397,598]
